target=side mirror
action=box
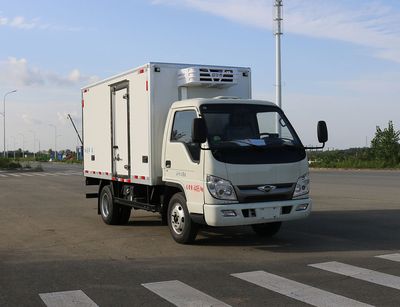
[192,118,207,143]
[317,121,328,143]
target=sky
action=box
[1,0,400,151]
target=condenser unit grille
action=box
[178,67,239,87]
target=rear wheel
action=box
[100,185,121,225]
[251,222,282,237]
[168,193,198,244]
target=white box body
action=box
[82,62,251,186]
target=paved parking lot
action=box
[0,165,399,306]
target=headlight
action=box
[293,173,310,198]
[206,175,237,201]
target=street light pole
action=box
[2,90,17,158]
[11,136,16,159]
[18,133,25,158]
[274,0,283,109]
[29,130,36,159]
[49,124,57,160]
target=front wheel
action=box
[168,193,198,244]
[251,222,282,237]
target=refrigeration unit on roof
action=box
[177,67,239,88]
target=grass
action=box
[0,158,22,170]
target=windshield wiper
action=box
[212,140,266,150]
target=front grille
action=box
[235,183,295,203]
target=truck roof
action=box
[171,97,277,109]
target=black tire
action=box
[99,185,120,225]
[251,222,282,237]
[167,193,198,244]
[118,206,132,225]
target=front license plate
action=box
[256,207,280,219]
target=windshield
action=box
[200,103,306,164]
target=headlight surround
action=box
[293,173,310,198]
[206,175,237,201]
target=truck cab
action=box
[161,97,325,243]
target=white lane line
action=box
[309,261,400,290]
[232,271,372,307]
[39,290,98,307]
[142,280,231,307]
[0,174,7,177]
[376,253,400,263]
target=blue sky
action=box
[1,0,400,151]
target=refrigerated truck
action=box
[82,62,327,244]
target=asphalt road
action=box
[0,165,399,306]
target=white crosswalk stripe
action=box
[142,280,231,307]
[232,270,372,307]
[19,173,34,176]
[33,172,48,176]
[8,173,21,177]
[0,171,82,178]
[376,253,400,262]
[309,261,400,290]
[41,172,57,176]
[39,290,98,307]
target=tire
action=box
[167,192,198,244]
[118,206,132,225]
[99,185,121,225]
[251,222,282,237]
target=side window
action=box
[170,110,200,162]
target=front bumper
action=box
[203,198,312,227]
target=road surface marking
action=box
[376,253,400,262]
[19,173,34,176]
[142,280,231,307]
[0,174,7,177]
[34,173,48,176]
[39,290,98,307]
[41,172,57,176]
[232,270,372,307]
[8,173,21,177]
[309,261,400,290]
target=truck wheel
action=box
[118,206,132,225]
[168,193,198,244]
[100,185,120,225]
[251,222,282,237]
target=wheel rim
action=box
[101,193,110,218]
[170,202,185,235]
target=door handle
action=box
[165,160,171,168]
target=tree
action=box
[371,121,400,166]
